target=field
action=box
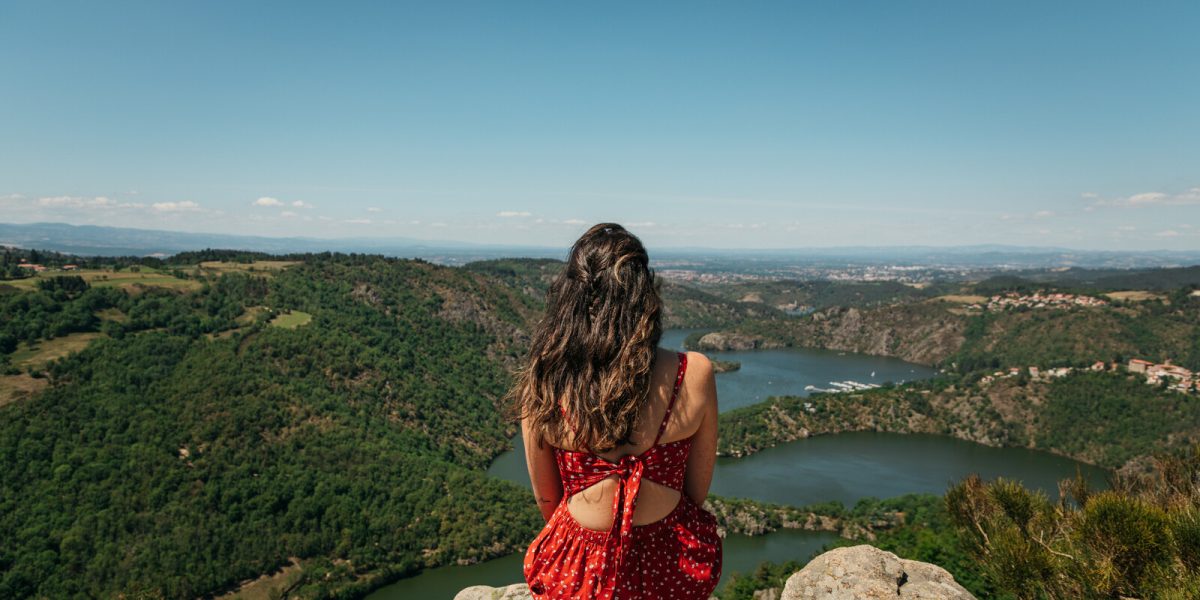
[205,306,272,340]
[197,260,301,274]
[931,294,988,304]
[214,558,303,600]
[1104,290,1166,302]
[4,267,201,293]
[2,332,106,407]
[0,373,48,407]
[268,309,313,329]
[9,332,105,368]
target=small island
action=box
[712,359,741,373]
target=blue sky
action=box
[1,1,1198,250]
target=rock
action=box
[456,546,971,600]
[695,331,773,351]
[453,583,532,600]
[712,359,742,373]
[781,545,975,599]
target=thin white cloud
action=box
[344,218,372,224]
[39,195,106,207]
[1033,210,1055,218]
[152,200,202,212]
[366,206,383,212]
[497,210,532,217]
[280,210,298,218]
[564,218,586,225]
[627,221,656,228]
[1093,187,1200,208]
[291,200,309,208]
[1155,230,1181,237]
[36,195,143,209]
[1129,192,1167,205]
[254,197,284,207]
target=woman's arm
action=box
[522,417,563,522]
[683,351,718,505]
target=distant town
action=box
[980,359,1196,395]
[967,292,1108,311]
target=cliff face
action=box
[690,304,967,366]
[453,545,975,600]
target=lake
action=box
[370,329,1107,599]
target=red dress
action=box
[523,352,723,600]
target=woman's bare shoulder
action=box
[682,350,712,377]
[679,350,716,412]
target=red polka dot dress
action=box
[523,352,723,600]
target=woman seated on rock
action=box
[512,223,723,599]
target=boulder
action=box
[453,583,533,600]
[781,545,975,599]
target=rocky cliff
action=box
[690,304,966,366]
[453,545,975,599]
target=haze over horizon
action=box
[2,1,1197,251]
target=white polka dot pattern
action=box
[523,352,723,599]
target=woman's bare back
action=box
[555,347,718,531]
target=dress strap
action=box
[652,352,687,446]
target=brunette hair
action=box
[511,222,663,453]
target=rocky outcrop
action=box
[454,583,533,600]
[691,303,966,366]
[782,545,974,599]
[712,359,742,373]
[456,546,973,600]
[693,331,783,351]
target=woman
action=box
[511,223,722,600]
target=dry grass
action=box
[213,558,303,600]
[198,260,300,274]
[268,310,313,329]
[10,332,104,368]
[96,308,128,322]
[0,374,49,407]
[5,269,201,292]
[1104,291,1165,302]
[932,294,988,304]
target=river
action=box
[369,329,1108,599]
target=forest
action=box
[1,253,544,598]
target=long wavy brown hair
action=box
[511,222,663,453]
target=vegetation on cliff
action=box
[718,371,1200,471]
[952,290,1200,372]
[946,446,1200,599]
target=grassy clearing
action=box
[96,308,128,322]
[4,269,201,293]
[268,310,313,329]
[213,558,303,600]
[198,260,301,274]
[237,305,271,325]
[204,306,273,340]
[1104,290,1165,302]
[10,332,105,368]
[0,374,49,408]
[932,294,988,304]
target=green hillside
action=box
[1,254,543,598]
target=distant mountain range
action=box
[2,221,1198,269]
